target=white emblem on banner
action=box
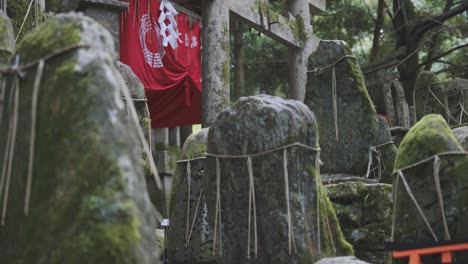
[139,14,165,68]
[159,0,179,49]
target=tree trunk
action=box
[369,0,385,63]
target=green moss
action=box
[0,14,14,64]
[8,0,46,42]
[17,16,81,63]
[395,114,463,170]
[1,14,155,263]
[291,15,307,45]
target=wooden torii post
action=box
[200,0,326,127]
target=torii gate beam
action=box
[201,0,325,127]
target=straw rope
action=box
[207,142,321,257]
[391,151,468,242]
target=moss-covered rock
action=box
[204,95,352,264]
[305,40,396,178]
[0,13,157,263]
[393,114,468,263]
[0,11,14,64]
[325,181,392,264]
[167,128,214,264]
[446,78,468,126]
[453,126,468,151]
[414,71,448,122]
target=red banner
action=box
[120,0,202,128]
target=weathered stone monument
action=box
[414,71,449,122]
[0,13,158,263]
[167,128,213,264]
[305,40,397,182]
[203,95,352,264]
[325,181,392,263]
[446,78,468,126]
[392,114,468,263]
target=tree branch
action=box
[416,43,468,69]
[412,0,468,38]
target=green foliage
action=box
[230,28,289,100]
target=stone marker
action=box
[117,61,165,219]
[446,78,468,126]
[305,40,396,180]
[204,95,352,264]
[325,181,392,264]
[414,71,449,122]
[167,128,214,264]
[392,114,468,263]
[453,126,468,151]
[0,13,158,263]
[315,256,371,264]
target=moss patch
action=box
[395,114,463,170]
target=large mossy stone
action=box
[446,78,468,126]
[204,95,352,264]
[0,13,158,263]
[453,126,468,151]
[167,128,214,264]
[414,71,448,121]
[0,11,14,64]
[393,114,468,263]
[305,40,396,179]
[325,181,392,264]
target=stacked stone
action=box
[325,181,392,264]
[0,14,158,263]
[446,78,468,126]
[203,95,352,264]
[305,40,397,183]
[167,128,214,264]
[414,71,449,122]
[392,114,468,263]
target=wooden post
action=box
[287,0,314,102]
[233,21,245,101]
[201,0,230,127]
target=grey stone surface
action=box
[315,256,371,264]
[204,95,353,264]
[0,13,157,263]
[78,0,128,56]
[325,181,392,264]
[167,128,213,264]
[393,114,468,263]
[446,78,468,126]
[305,40,396,179]
[453,125,468,151]
[414,71,448,121]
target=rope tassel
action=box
[24,59,44,216]
[213,157,222,256]
[247,157,258,259]
[185,161,192,247]
[433,156,451,240]
[332,66,338,142]
[1,77,20,226]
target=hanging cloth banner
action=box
[120,0,202,128]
